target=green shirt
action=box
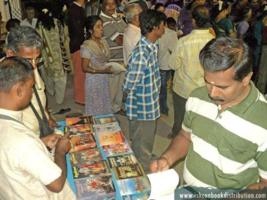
[182,83,267,189]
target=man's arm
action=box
[45,134,70,193]
[150,129,191,172]
[247,177,267,190]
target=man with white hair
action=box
[123,3,143,65]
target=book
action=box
[75,175,115,200]
[147,169,179,200]
[68,123,93,134]
[93,114,117,125]
[102,143,133,158]
[110,32,123,41]
[93,122,120,133]
[70,148,102,165]
[97,131,125,147]
[116,176,150,196]
[105,62,126,74]
[66,115,93,126]
[108,154,137,168]
[69,133,96,153]
[113,164,145,180]
[72,160,110,179]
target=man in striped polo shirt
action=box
[151,37,267,191]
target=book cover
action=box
[75,174,115,200]
[70,148,102,165]
[69,133,96,153]
[108,154,137,168]
[113,164,145,180]
[68,123,93,134]
[72,161,110,179]
[93,122,120,133]
[93,114,117,125]
[102,143,133,158]
[98,131,125,147]
[66,115,93,126]
[116,176,150,196]
[121,193,150,200]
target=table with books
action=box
[63,114,151,200]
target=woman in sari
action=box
[81,15,113,115]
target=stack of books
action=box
[65,115,115,200]
[92,114,151,200]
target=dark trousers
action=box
[129,119,157,172]
[160,70,172,114]
[171,92,187,136]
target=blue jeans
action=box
[160,70,171,115]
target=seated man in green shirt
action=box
[151,37,267,192]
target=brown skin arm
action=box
[150,129,191,172]
[247,177,267,190]
[81,58,112,74]
[45,134,71,193]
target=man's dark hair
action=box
[200,37,252,81]
[154,3,165,11]
[5,18,20,32]
[0,57,33,92]
[6,26,43,52]
[139,9,166,35]
[192,5,211,28]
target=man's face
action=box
[17,76,34,110]
[103,0,116,16]
[154,21,165,39]
[204,67,251,107]
[26,9,35,20]
[15,47,41,69]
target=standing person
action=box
[67,0,86,104]
[168,5,214,138]
[21,6,38,29]
[5,26,57,137]
[158,17,178,116]
[0,57,75,199]
[81,15,113,115]
[123,9,166,172]
[151,37,267,192]
[100,0,127,113]
[123,3,142,66]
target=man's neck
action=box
[145,33,157,43]
[0,94,18,111]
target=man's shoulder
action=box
[189,86,208,99]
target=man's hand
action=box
[115,35,123,46]
[41,134,61,149]
[247,178,267,190]
[150,156,170,173]
[55,133,71,155]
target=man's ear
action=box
[5,49,16,57]
[242,72,253,86]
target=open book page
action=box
[147,169,179,200]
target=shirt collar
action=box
[100,11,118,19]
[128,24,140,31]
[0,108,23,122]
[140,36,158,51]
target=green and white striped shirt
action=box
[183,82,267,189]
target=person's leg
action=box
[71,50,85,104]
[160,70,168,115]
[130,119,157,173]
[109,72,125,113]
[54,73,67,104]
[170,92,187,138]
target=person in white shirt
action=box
[21,6,38,29]
[123,3,142,66]
[158,17,178,115]
[0,57,75,200]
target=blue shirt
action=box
[123,36,161,120]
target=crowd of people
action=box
[0,0,267,199]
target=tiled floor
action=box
[47,74,184,183]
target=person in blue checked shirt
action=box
[123,9,166,172]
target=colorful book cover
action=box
[121,193,150,200]
[66,115,93,126]
[102,143,132,158]
[70,148,102,165]
[116,176,151,197]
[72,161,110,179]
[97,131,125,147]
[93,114,117,125]
[75,174,115,200]
[67,123,93,134]
[69,133,96,153]
[108,154,137,168]
[113,164,145,180]
[93,122,120,133]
